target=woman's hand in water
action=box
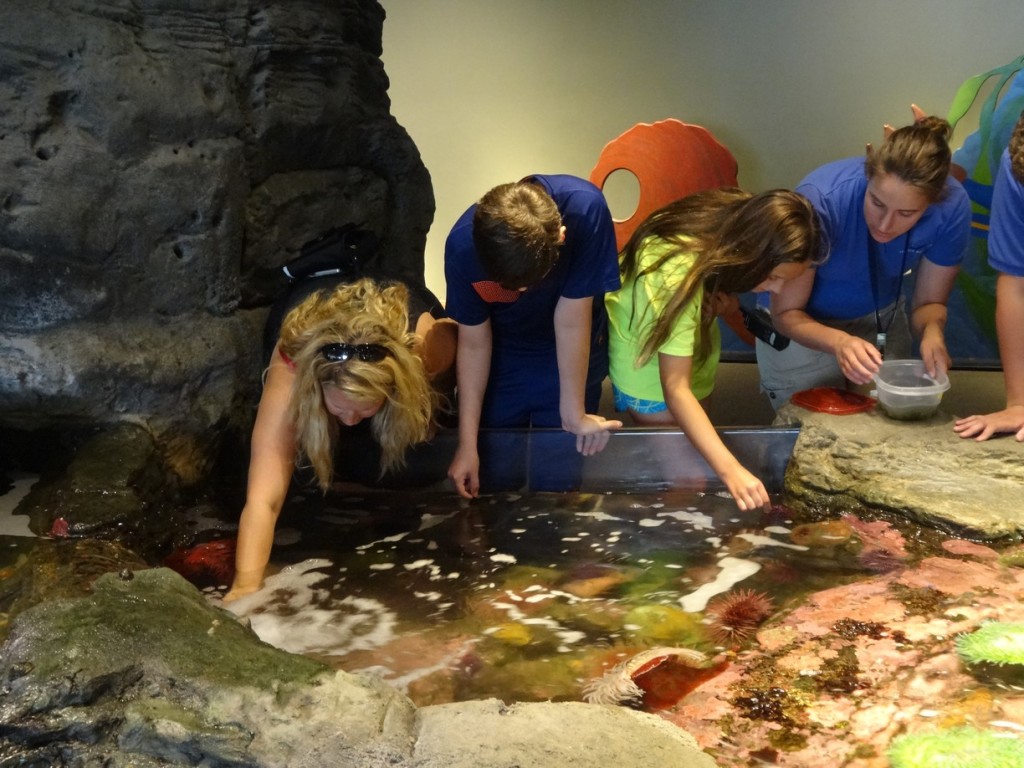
[223,568,266,603]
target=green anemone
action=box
[956,622,1024,667]
[888,727,1024,768]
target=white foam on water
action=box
[418,512,455,531]
[736,532,808,551]
[489,553,516,564]
[657,509,716,530]
[225,559,396,656]
[0,472,36,537]
[574,510,624,522]
[356,531,409,551]
[403,558,435,570]
[678,556,762,612]
[637,518,665,527]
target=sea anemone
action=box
[704,589,774,645]
[582,646,713,708]
[888,726,1024,768]
[957,622,1024,667]
[163,538,236,589]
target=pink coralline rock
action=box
[657,555,1024,767]
[899,556,1007,594]
[756,625,799,652]
[787,578,905,633]
[940,538,1000,560]
[854,636,920,687]
[842,515,909,559]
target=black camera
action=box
[740,306,790,351]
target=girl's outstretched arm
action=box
[659,353,770,511]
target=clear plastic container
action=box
[873,359,950,420]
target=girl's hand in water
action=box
[721,465,770,511]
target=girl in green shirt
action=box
[606,188,824,510]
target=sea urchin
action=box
[705,588,774,645]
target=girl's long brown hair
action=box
[620,188,825,364]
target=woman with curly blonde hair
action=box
[227,276,456,601]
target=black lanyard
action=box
[867,237,910,356]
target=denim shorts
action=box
[611,384,668,414]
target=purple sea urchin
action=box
[705,589,773,645]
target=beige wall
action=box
[381,0,1024,301]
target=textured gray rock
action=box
[0,566,717,767]
[781,404,1024,538]
[0,0,433,472]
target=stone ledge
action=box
[780,404,1024,539]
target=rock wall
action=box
[0,0,433,476]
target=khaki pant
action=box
[755,300,911,412]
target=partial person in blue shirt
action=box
[756,106,971,410]
[444,175,623,498]
[955,110,1024,442]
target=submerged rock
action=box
[660,555,1024,766]
[780,407,1024,539]
[0,567,716,767]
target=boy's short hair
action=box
[472,181,563,289]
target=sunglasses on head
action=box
[319,342,391,363]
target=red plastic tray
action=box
[791,387,876,415]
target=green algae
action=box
[888,583,950,617]
[622,603,706,645]
[7,568,326,690]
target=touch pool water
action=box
[201,426,1024,765]
[221,487,893,706]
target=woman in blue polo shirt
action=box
[756,106,972,410]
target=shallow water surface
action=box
[223,489,877,705]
